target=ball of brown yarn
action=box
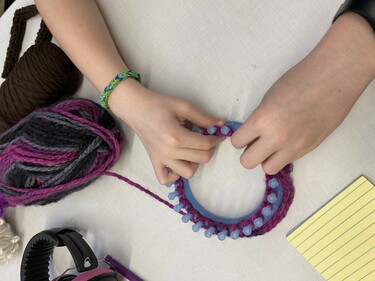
[0,42,81,133]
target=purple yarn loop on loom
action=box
[0,99,124,208]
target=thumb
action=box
[179,103,224,128]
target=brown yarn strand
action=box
[1,5,39,79]
[0,5,81,133]
[35,20,53,45]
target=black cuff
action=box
[333,0,375,33]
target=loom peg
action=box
[220,126,230,135]
[207,126,217,135]
[192,221,204,232]
[268,178,279,188]
[230,229,240,240]
[168,191,179,200]
[217,230,228,241]
[254,218,263,228]
[242,225,252,236]
[267,193,277,204]
[262,206,272,217]
[182,214,192,223]
[204,227,216,238]
[173,203,184,212]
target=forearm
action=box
[301,12,375,101]
[35,0,128,93]
[35,1,224,184]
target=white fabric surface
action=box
[1,0,374,280]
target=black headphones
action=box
[20,228,118,281]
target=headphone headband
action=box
[21,228,99,281]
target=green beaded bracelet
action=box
[100,70,141,109]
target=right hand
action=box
[108,79,225,185]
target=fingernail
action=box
[215,119,225,126]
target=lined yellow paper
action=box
[287,176,375,281]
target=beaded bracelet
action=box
[165,121,295,240]
[100,70,141,109]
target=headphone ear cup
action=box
[55,274,77,281]
[97,272,119,281]
[68,268,118,281]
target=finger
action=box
[166,160,199,179]
[231,116,259,149]
[261,151,295,175]
[179,102,224,128]
[173,147,216,164]
[151,159,180,185]
[239,138,275,170]
[177,128,225,150]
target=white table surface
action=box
[1,0,374,280]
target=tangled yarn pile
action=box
[0,99,123,210]
[0,99,126,263]
[0,5,81,133]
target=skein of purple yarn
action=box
[0,99,124,213]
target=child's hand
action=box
[109,79,225,184]
[231,51,372,174]
[231,13,375,175]
[231,63,356,174]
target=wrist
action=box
[332,12,375,77]
[107,78,148,123]
[100,70,141,109]
[300,12,375,100]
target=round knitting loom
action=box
[165,121,295,240]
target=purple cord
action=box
[104,255,144,281]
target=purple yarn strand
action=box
[104,171,177,211]
[0,194,10,218]
[104,255,144,281]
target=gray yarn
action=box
[39,137,103,188]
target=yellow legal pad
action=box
[287,176,375,281]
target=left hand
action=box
[231,13,375,175]
[231,61,358,175]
